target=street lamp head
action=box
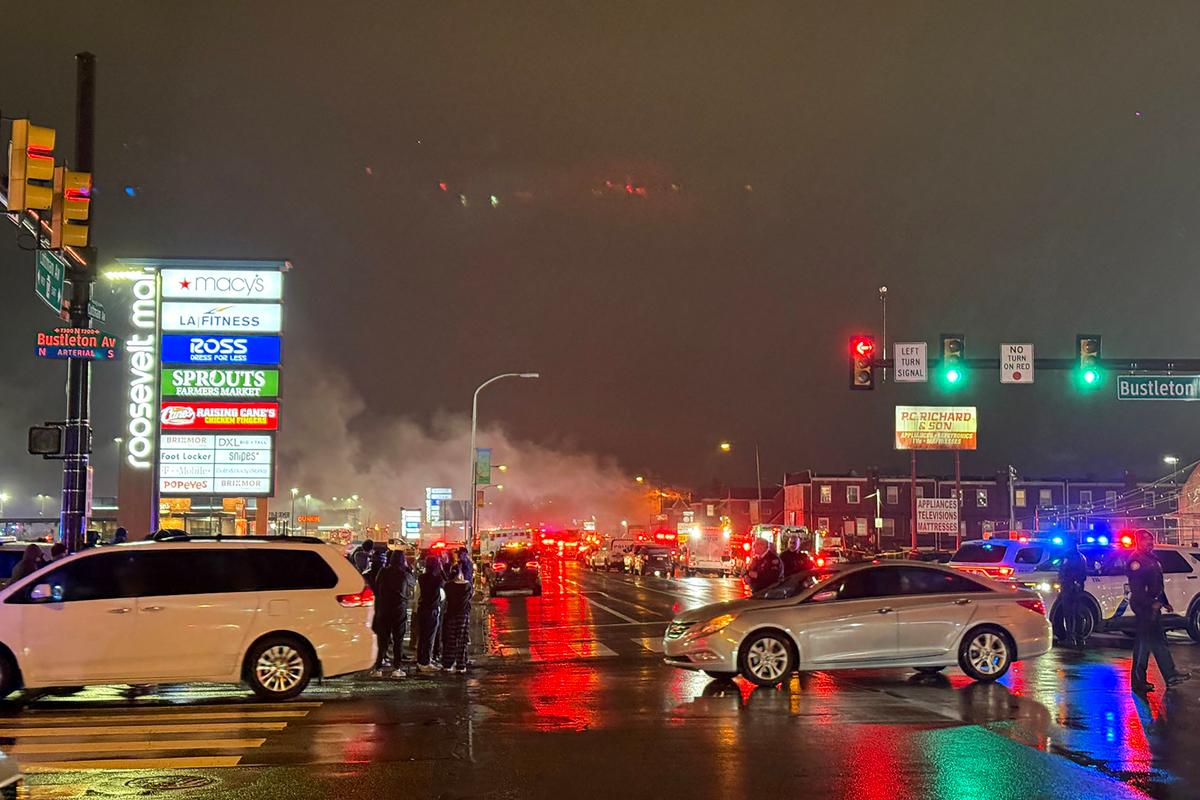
[1164,455,1180,465]
[304,494,312,501]
[351,494,359,502]
[113,436,123,444]
[635,475,645,484]
[290,487,299,496]
[719,441,732,453]
[519,372,540,379]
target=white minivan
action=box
[0,537,375,700]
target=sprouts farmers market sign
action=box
[895,406,977,450]
[162,368,279,398]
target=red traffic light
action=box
[851,336,875,358]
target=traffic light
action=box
[5,120,56,212]
[939,334,965,386]
[49,167,91,248]
[849,334,875,390]
[1076,334,1102,388]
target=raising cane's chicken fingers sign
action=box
[160,401,279,431]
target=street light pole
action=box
[469,372,539,553]
[290,487,298,536]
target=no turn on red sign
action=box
[1000,344,1034,384]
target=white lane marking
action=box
[580,595,644,624]
[0,721,289,737]
[529,642,619,662]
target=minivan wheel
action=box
[958,626,1013,682]
[246,636,313,700]
[738,631,795,687]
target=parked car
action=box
[631,546,674,577]
[949,538,1062,580]
[487,544,542,597]
[0,537,375,700]
[1020,541,1200,642]
[663,560,1051,686]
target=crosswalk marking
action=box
[2,700,315,772]
[529,641,618,662]
[12,737,268,755]
[6,710,310,724]
[29,756,242,772]
[0,721,288,737]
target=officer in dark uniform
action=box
[1057,541,1089,646]
[1126,529,1191,693]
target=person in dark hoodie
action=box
[10,544,44,582]
[371,551,415,677]
[441,565,474,673]
[415,554,447,672]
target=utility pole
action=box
[60,52,97,553]
[1007,465,1017,534]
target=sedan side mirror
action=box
[29,584,61,602]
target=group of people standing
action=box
[744,537,813,593]
[350,541,475,678]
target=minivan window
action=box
[249,550,339,590]
[951,543,1007,564]
[9,552,140,603]
[136,550,257,597]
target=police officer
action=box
[1126,529,1190,693]
[1057,540,1089,646]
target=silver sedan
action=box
[663,561,1052,686]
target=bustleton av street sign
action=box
[1116,374,1200,401]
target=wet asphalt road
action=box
[8,560,1200,799]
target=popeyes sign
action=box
[894,406,977,451]
[160,402,279,431]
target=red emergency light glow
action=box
[526,561,539,571]
[1120,534,1134,548]
[815,556,826,567]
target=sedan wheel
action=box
[738,631,795,687]
[958,627,1012,682]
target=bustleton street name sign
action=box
[1116,374,1200,401]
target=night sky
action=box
[3,3,1200,516]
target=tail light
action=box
[997,567,1014,578]
[338,587,375,607]
[1017,598,1046,615]
[492,562,508,572]
[815,557,826,567]
[526,560,539,571]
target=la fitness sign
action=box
[125,272,160,469]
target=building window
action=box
[886,486,899,505]
[1106,490,1118,508]
[817,517,830,531]
[1015,489,1027,508]
[882,519,895,538]
[856,518,867,536]
[843,520,855,537]
[1039,489,1052,507]
[820,485,832,504]
[1079,490,1093,506]
[706,504,715,518]
[916,486,925,499]
[1144,490,1155,508]
[788,511,797,526]
[976,489,988,508]
[847,486,860,504]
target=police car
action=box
[1017,535,1200,642]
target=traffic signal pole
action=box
[59,52,97,552]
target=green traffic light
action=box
[945,368,961,384]
[1083,369,1098,384]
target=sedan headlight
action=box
[687,613,738,639]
